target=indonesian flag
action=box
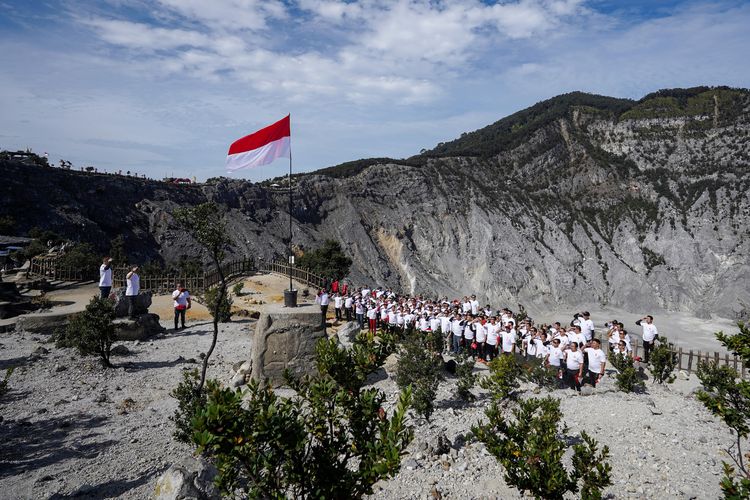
[226,115,290,172]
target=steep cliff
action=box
[2,87,749,318]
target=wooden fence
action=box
[258,260,328,290]
[609,336,748,378]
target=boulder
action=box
[336,321,360,349]
[153,456,219,500]
[15,310,79,335]
[580,385,595,396]
[249,303,326,387]
[114,313,165,340]
[112,287,152,318]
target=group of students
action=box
[319,286,659,392]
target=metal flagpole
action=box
[288,142,293,294]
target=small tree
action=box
[649,336,678,384]
[169,368,207,443]
[109,235,127,265]
[697,322,750,498]
[611,353,645,393]
[204,285,232,323]
[395,329,443,420]
[173,202,232,393]
[58,296,116,367]
[479,354,523,403]
[232,282,244,297]
[473,396,612,500]
[297,239,352,280]
[455,354,477,401]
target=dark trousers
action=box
[485,344,497,361]
[584,370,601,387]
[174,308,186,329]
[565,368,582,391]
[345,307,352,321]
[335,307,342,320]
[356,313,364,329]
[643,336,658,362]
[320,305,328,327]
[99,286,111,299]
[127,295,136,318]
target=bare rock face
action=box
[248,304,326,387]
[153,456,219,500]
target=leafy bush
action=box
[395,330,443,420]
[521,357,558,390]
[297,239,352,280]
[108,235,127,265]
[59,242,100,271]
[649,337,678,384]
[170,368,207,444]
[192,360,413,498]
[58,296,115,367]
[473,396,612,500]
[479,355,523,402]
[316,332,396,393]
[455,354,477,401]
[231,282,244,297]
[611,353,645,393]
[204,286,232,323]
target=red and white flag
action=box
[226,115,290,172]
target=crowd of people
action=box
[317,283,659,392]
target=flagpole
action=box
[288,142,293,295]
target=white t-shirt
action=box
[172,289,190,309]
[565,349,584,370]
[501,330,516,353]
[475,323,486,342]
[642,323,658,342]
[344,297,353,308]
[580,318,595,341]
[585,347,607,373]
[99,264,112,287]
[367,307,377,320]
[534,339,548,359]
[547,346,564,367]
[126,273,140,296]
[334,296,343,308]
[486,324,499,346]
[470,300,479,315]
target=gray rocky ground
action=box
[0,275,742,499]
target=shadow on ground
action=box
[0,413,115,479]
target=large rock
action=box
[336,321,360,349]
[112,287,152,318]
[14,310,79,335]
[153,456,219,500]
[114,313,165,340]
[249,303,326,386]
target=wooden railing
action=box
[257,260,328,290]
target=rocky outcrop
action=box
[248,303,326,386]
[112,288,152,318]
[153,456,219,500]
[113,313,165,340]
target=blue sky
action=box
[1,0,748,181]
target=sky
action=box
[0,0,748,182]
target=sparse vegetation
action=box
[454,354,477,401]
[169,368,207,444]
[395,329,443,420]
[57,296,116,368]
[297,239,352,280]
[649,337,678,384]
[610,353,645,393]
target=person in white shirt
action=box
[501,324,516,355]
[584,339,607,387]
[367,304,378,334]
[99,256,113,299]
[546,338,565,385]
[315,290,329,327]
[451,316,464,354]
[564,342,584,392]
[470,295,479,315]
[334,294,344,321]
[485,319,499,361]
[125,266,140,319]
[475,319,487,362]
[568,326,585,348]
[636,315,659,362]
[355,300,365,329]
[344,295,354,321]
[580,311,595,342]
[172,283,191,330]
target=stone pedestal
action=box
[112,287,152,318]
[249,303,326,387]
[113,313,165,340]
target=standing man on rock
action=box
[99,256,113,299]
[316,289,329,328]
[172,283,191,330]
[637,315,659,362]
[125,266,140,319]
[580,311,595,343]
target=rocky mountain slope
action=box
[2,86,749,318]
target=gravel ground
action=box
[0,276,741,499]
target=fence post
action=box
[687,350,694,373]
[678,347,683,370]
[715,352,720,365]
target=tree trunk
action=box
[196,256,226,393]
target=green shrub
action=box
[611,354,645,393]
[297,239,352,280]
[57,296,115,367]
[521,357,558,390]
[395,330,443,420]
[59,242,100,271]
[316,332,396,393]
[696,322,750,497]
[473,396,612,500]
[231,282,244,297]
[192,373,413,497]
[649,337,678,384]
[455,354,477,401]
[204,286,232,322]
[479,355,523,402]
[169,368,207,444]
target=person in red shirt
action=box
[331,279,339,294]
